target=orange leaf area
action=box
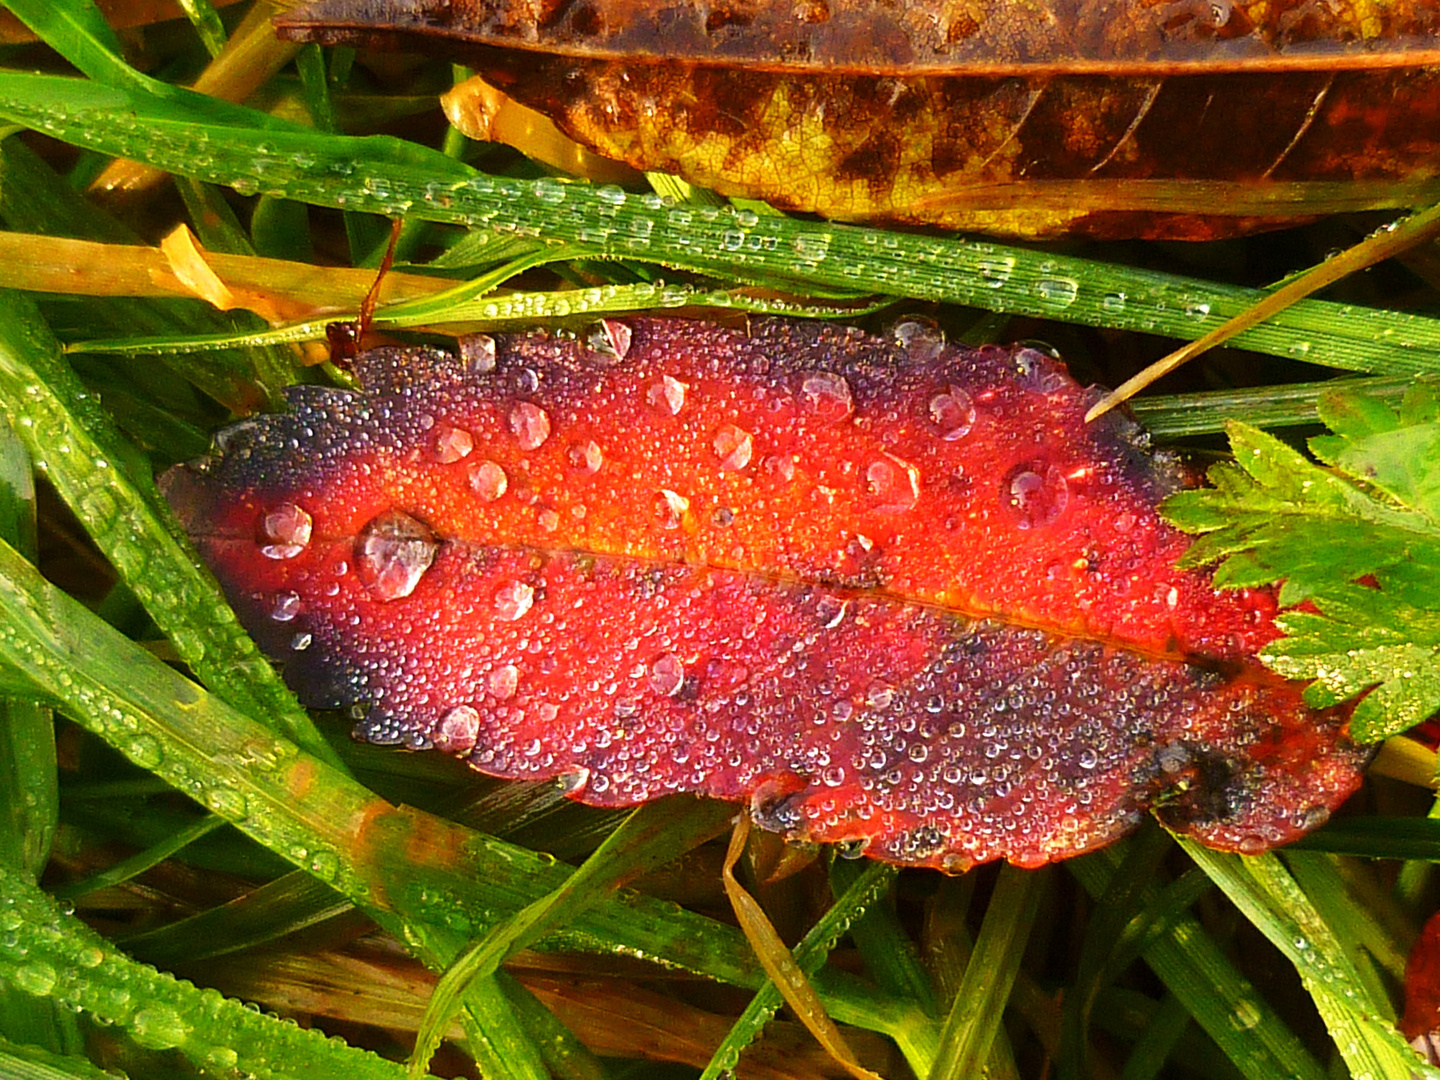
[163,317,1367,869]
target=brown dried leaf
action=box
[276,0,1440,238]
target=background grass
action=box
[0,1,1439,1078]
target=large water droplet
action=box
[131,1006,190,1050]
[890,316,945,362]
[489,663,519,700]
[259,502,312,559]
[460,333,497,373]
[928,386,975,440]
[658,489,690,529]
[435,705,480,753]
[712,423,754,471]
[649,653,685,696]
[468,460,508,501]
[587,319,632,360]
[866,453,920,513]
[800,372,853,421]
[509,402,551,450]
[270,591,301,622]
[355,510,438,601]
[647,375,687,415]
[1001,462,1070,529]
[1034,278,1079,306]
[1013,347,1069,394]
[432,424,473,463]
[566,440,603,475]
[493,580,535,621]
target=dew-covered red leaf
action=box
[163,317,1367,869]
[275,0,1440,239]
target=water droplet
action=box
[493,580,535,621]
[269,591,301,622]
[259,502,311,559]
[435,705,481,753]
[356,510,438,601]
[977,256,1015,287]
[712,423,754,471]
[131,1007,190,1049]
[815,595,848,628]
[557,768,590,794]
[1184,301,1211,320]
[291,632,313,651]
[1101,292,1127,312]
[866,453,920,513]
[890,316,945,362]
[468,460,508,501]
[433,425,473,463]
[566,440,604,474]
[837,837,870,859]
[509,402,551,450]
[1002,462,1070,529]
[647,375,687,415]
[12,961,56,996]
[587,319,632,360]
[127,734,163,769]
[800,371,853,422]
[533,177,567,204]
[460,333,497,374]
[1013,347,1069,394]
[1034,278,1079,306]
[928,386,975,440]
[649,653,685,696]
[489,663,519,699]
[658,489,690,528]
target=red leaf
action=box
[162,317,1367,869]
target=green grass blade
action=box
[51,813,228,901]
[0,0,139,90]
[1180,841,1435,1080]
[410,798,732,1075]
[0,415,53,881]
[699,859,918,1080]
[0,861,410,1079]
[0,289,340,768]
[1,73,1439,375]
[0,1033,135,1080]
[929,864,1046,1079]
[1068,848,1328,1080]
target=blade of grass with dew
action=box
[0,1033,143,1080]
[703,852,909,1080]
[67,279,887,356]
[1130,376,1414,438]
[928,864,1046,1080]
[494,971,610,1080]
[0,414,53,879]
[2,75,1440,376]
[1180,841,1437,1080]
[1086,200,1440,421]
[1058,826,1175,1080]
[1284,853,1407,996]
[0,861,411,1080]
[0,289,338,768]
[829,856,939,1016]
[0,535,931,1067]
[1068,846,1328,1080]
[409,798,733,1076]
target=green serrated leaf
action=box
[1166,402,1440,739]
